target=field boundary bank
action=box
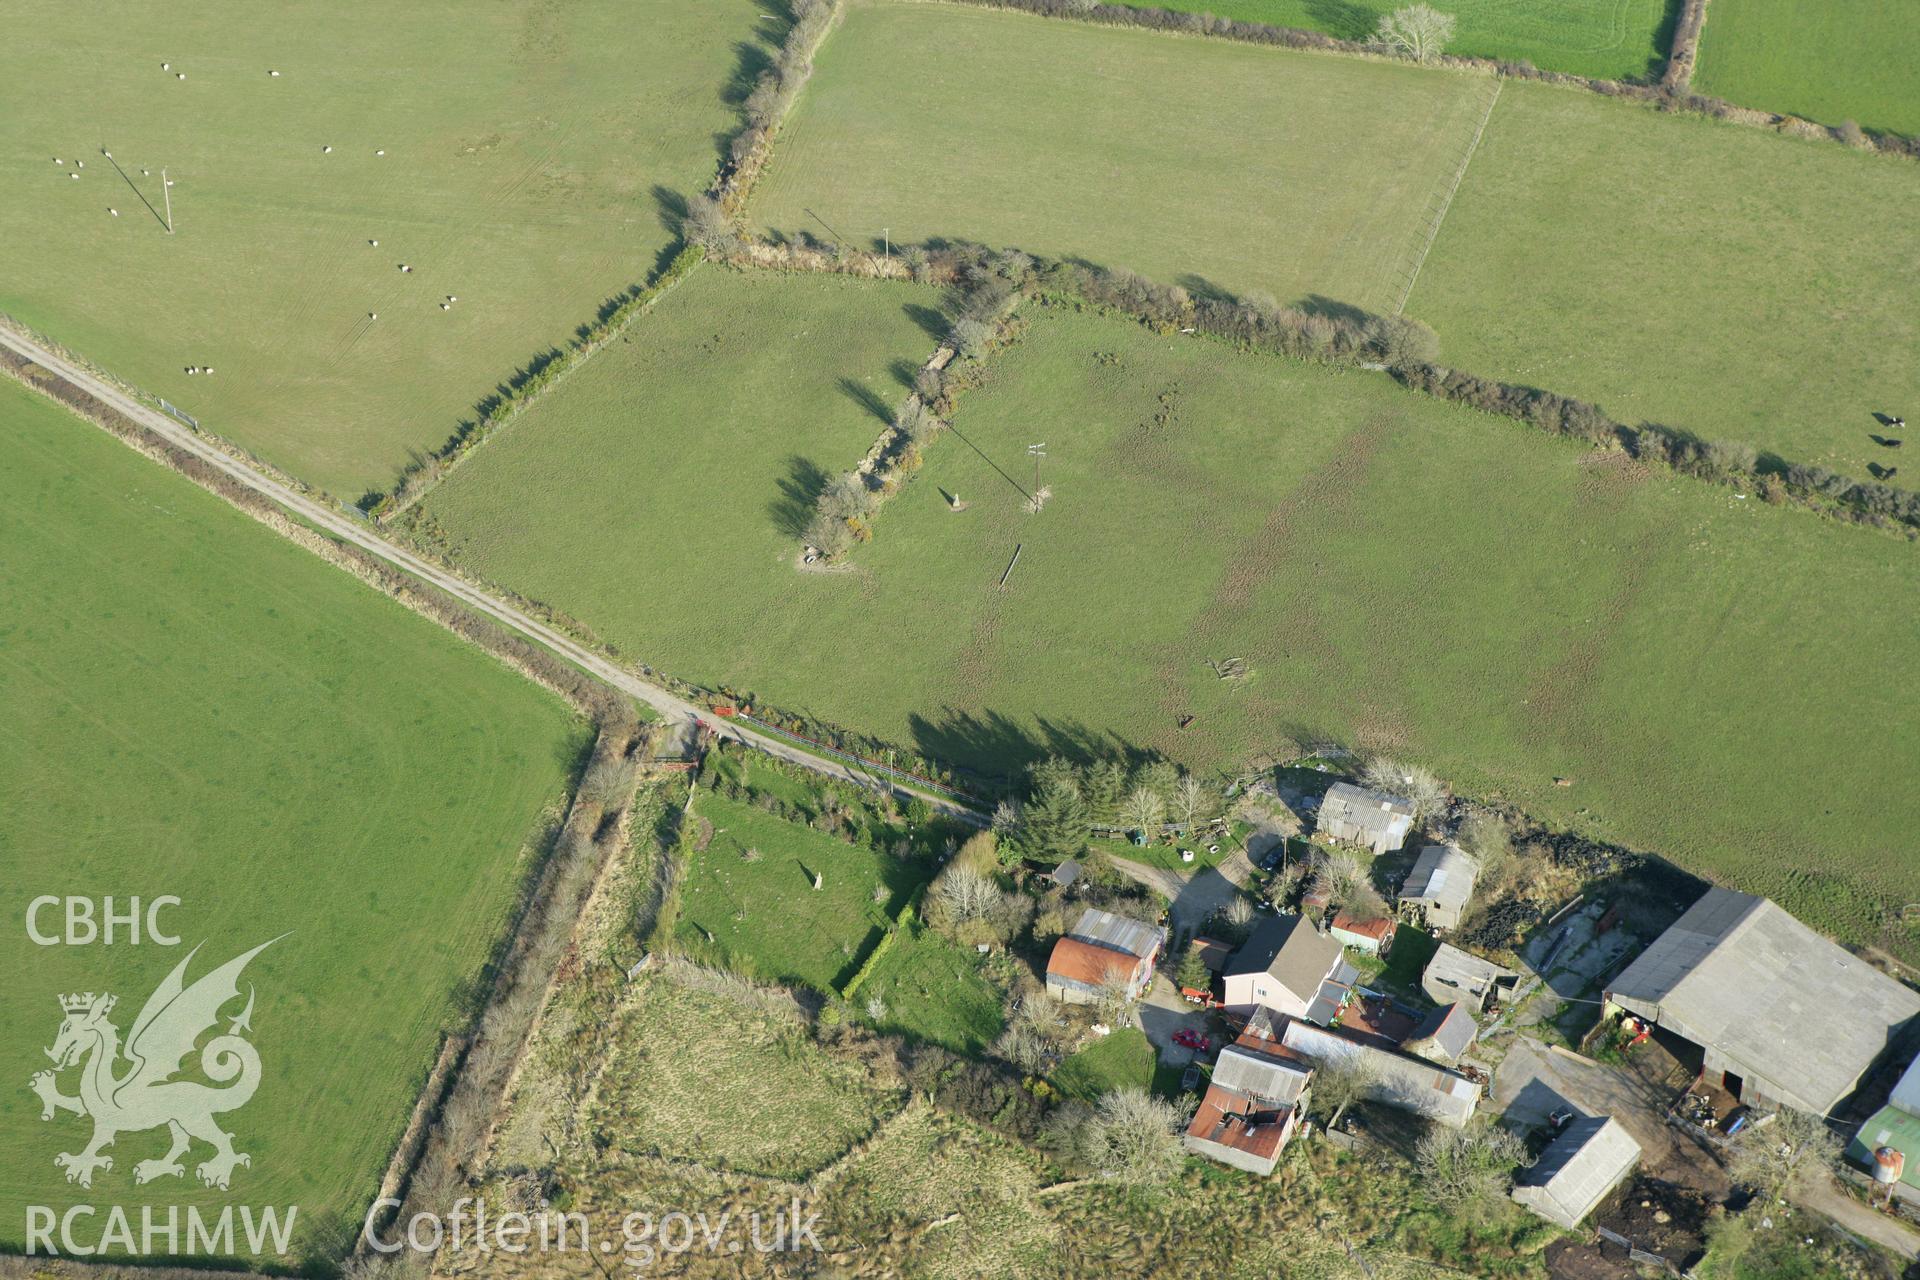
[709,236,1920,540]
[361,720,648,1258]
[1661,0,1710,90]
[364,246,706,520]
[362,0,845,521]
[925,0,1920,160]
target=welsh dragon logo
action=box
[29,938,280,1190]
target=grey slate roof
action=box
[1067,907,1165,961]
[1228,914,1348,1001]
[1050,859,1084,890]
[1211,1045,1312,1106]
[1513,1116,1641,1228]
[1406,1002,1479,1064]
[1607,888,1920,1115]
[1317,782,1415,842]
[1423,944,1516,1003]
[1304,957,1362,1026]
[1279,1018,1479,1126]
[1400,845,1479,915]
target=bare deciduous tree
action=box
[1374,4,1457,62]
[1728,1109,1842,1202]
[1361,756,1448,821]
[931,864,1002,925]
[1120,785,1166,841]
[1417,1123,1529,1212]
[1171,774,1212,834]
[1072,1087,1196,1188]
[1311,1055,1378,1131]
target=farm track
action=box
[0,324,982,823]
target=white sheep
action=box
[109,208,119,216]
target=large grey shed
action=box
[1512,1116,1641,1229]
[1398,844,1479,933]
[1314,782,1415,856]
[1606,888,1920,1115]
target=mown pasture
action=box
[1694,0,1920,136]
[0,0,761,498]
[1140,0,1676,80]
[0,382,585,1262]
[677,790,937,993]
[413,267,942,680]
[860,920,1007,1054]
[419,275,1920,957]
[751,0,1494,314]
[1409,80,1920,481]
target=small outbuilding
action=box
[1423,943,1517,1013]
[1048,859,1084,892]
[1511,1116,1641,1229]
[1404,1002,1479,1065]
[1183,1039,1313,1176]
[1329,909,1397,957]
[1398,844,1479,933]
[1315,782,1415,856]
[1045,908,1166,1006]
[1605,887,1920,1115]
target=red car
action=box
[1172,1029,1211,1052]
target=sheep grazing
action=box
[52,158,63,165]
[368,312,378,320]
[398,263,411,273]
[439,302,450,311]
[176,72,186,80]
[69,172,79,180]
[374,149,385,156]
[161,62,170,70]
[322,145,332,153]
[109,208,118,216]
[368,239,379,246]
[447,295,458,303]
[268,69,280,77]
[75,160,84,168]
[185,367,197,375]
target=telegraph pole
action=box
[161,167,174,234]
[1027,442,1046,495]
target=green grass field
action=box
[413,267,943,682]
[1140,0,1676,80]
[419,270,1920,956]
[751,0,1494,314]
[678,791,936,992]
[1694,0,1920,136]
[1409,80,1920,481]
[1052,1028,1157,1101]
[0,0,761,498]
[0,383,584,1263]
[861,920,1007,1054]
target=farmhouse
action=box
[1045,908,1166,1005]
[1423,943,1517,1013]
[1222,913,1357,1024]
[1848,1056,1920,1202]
[1183,1037,1314,1176]
[1511,1116,1641,1229]
[1329,909,1396,956]
[1403,1002,1479,1066]
[1279,1016,1479,1127]
[1605,888,1920,1115]
[1398,844,1479,933]
[1315,782,1416,855]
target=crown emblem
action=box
[59,992,111,1015]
